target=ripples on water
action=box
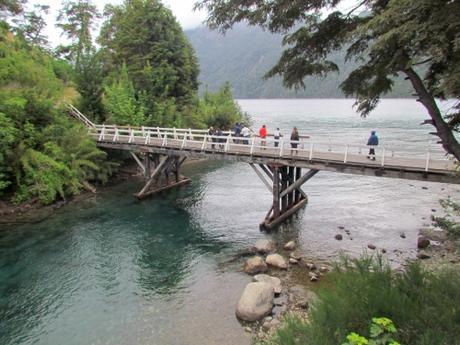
[0,99,459,345]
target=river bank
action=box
[236,215,460,343]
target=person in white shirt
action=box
[241,125,250,145]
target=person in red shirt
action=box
[259,125,267,149]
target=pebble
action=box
[338,226,345,230]
[400,232,406,238]
[367,244,376,250]
[289,258,298,264]
[244,327,252,333]
[335,234,343,240]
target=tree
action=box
[56,0,100,65]
[13,4,50,48]
[99,0,199,117]
[104,64,146,126]
[195,0,460,160]
[0,0,25,19]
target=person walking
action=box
[259,124,267,149]
[290,127,300,154]
[241,125,250,145]
[367,130,379,160]
[273,127,282,147]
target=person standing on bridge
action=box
[273,127,282,147]
[290,127,300,154]
[367,130,379,161]
[208,126,216,149]
[259,124,267,149]
[241,125,250,145]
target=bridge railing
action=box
[91,125,454,172]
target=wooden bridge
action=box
[68,104,458,230]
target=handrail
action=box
[86,124,454,172]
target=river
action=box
[0,99,458,345]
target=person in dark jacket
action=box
[290,127,300,154]
[367,130,379,160]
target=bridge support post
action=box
[134,153,190,199]
[257,164,319,230]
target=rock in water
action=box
[266,254,288,269]
[283,241,296,251]
[236,282,274,321]
[253,274,282,294]
[417,236,430,249]
[367,244,376,250]
[335,234,343,240]
[244,256,268,275]
[255,239,275,254]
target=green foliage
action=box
[0,28,113,204]
[75,50,105,122]
[99,0,199,119]
[12,4,50,48]
[191,83,249,129]
[261,256,460,345]
[56,0,101,64]
[343,318,401,345]
[432,198,460,239]
[104,64,145,126]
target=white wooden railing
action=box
[90,124,454,172]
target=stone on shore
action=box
[266,254,288,269]
[253,274,282,294]
[308,272,319,282]
[244,256,268,275]
[368,244,376,250]
[255,239,275,254]
[236,282,274,321]
[289,258,298,264]
[417,236,430,249]
[283,241,296,251]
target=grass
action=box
[259,255,460,345]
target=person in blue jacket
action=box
[367,130,379,160]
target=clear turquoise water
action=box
[0,99,458,345]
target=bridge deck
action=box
[91,127,458,184]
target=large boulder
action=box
[236,282,274,321]
[253,274,282,294]
[254,239,275,254]
[266,254,288,269]
[244,256,268,275]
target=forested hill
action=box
[186,25,413,99]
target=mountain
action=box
[186,25,413,99]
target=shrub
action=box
[261,256,460,345]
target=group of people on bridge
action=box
[207,123,379,158]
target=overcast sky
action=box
[27,0,207,47]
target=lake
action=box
[0,99,458,345]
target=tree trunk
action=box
[404,67,460,161]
